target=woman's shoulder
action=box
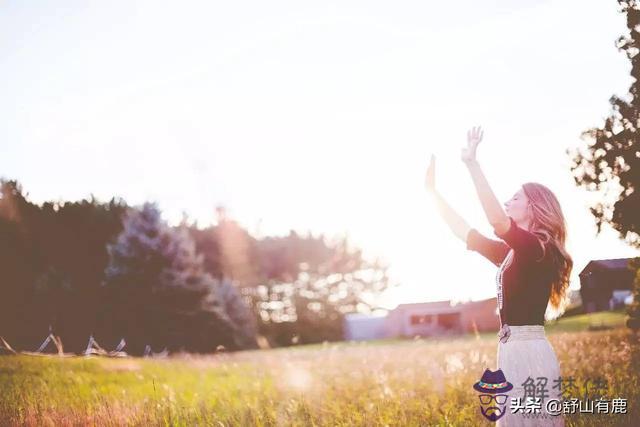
[513,230,553,264]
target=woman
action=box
[425,126,572,426]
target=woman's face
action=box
[504,188,531,228]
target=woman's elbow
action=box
[490,216,511,235]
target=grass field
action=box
[544,309,629,333]
[1,313,638,426]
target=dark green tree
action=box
[0,180,127,351]
[0,180,45,348]
[568,0,640,330]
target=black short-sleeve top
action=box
[466,217,554,327]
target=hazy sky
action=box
[2,0,639,309]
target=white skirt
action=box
[496,325,565,427]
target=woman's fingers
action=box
[467,126,483,144]
[425,155,436,190]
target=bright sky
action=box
[2,0,639,309]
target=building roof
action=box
[389,297,498,313]
[579,258,635,276]
[344,312,387,320]
[394,300,453,310]
[451,297,496,308]
[388,300,463,316]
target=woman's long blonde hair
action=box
[522,182,573,314]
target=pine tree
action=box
[104,202,233,353]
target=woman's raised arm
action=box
[425,154,510,266]
[461,126,511,235]
[425,155,471,243]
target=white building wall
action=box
[343,314,388,341]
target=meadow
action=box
[1,311,638,426]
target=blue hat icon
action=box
[473,369,513,394]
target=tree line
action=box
[0,180,393,354]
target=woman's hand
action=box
[425,154,436,193]
[461,126,483,164]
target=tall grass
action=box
[1,327,638,426]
